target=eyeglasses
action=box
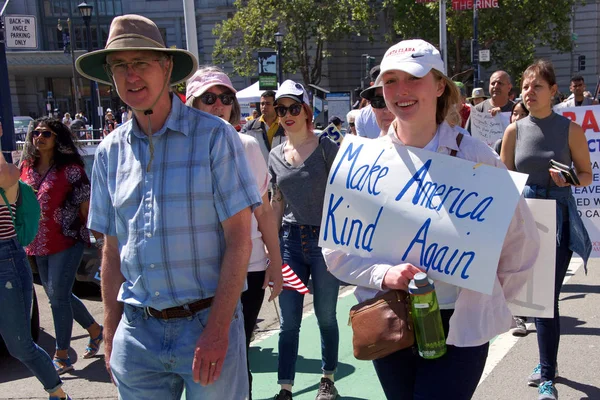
[199,92,235,106]
[370,96,387,109]
[105,58,164,77]
[275,103,303,117]
[32,130,55,138]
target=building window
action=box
[40,0,122,51]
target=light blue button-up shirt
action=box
[88,96,261,310]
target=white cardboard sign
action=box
[555,106,600,258]
[316,123,343,146]
[319,135,528,295]
[470,110,511,147]
[507,199,556,318]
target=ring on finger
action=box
[210,362,217,366]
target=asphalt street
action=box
[0,258,598,400]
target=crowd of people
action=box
[0,11,597,400]
[50,105,132,142]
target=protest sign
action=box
[470,110,511,147]
[507,199,556,318]
[555,106,600,257]
[319,135,528,295]
[316,123,343,146]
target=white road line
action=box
[478,257,583,386]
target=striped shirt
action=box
[88,95,261,310]
[0,203,17,239]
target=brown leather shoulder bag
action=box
[349,289,414,360]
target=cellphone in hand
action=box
[549,159,580,186]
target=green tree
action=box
[384,0,576,85]
[213,0,377,87]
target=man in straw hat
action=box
[77,14,261,399]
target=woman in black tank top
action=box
[0,123,72,400]
[501,60,592,400]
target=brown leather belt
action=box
[145,297,213,320]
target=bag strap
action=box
[0,187,16,226]
[449,133,464,157]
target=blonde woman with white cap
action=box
[269,80,340,400]
[186,66,284,399]
[322,39,539,399]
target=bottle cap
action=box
[408,272,435,295]
[414,272,429,287]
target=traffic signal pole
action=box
[0,3,16,161]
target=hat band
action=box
[106,35,166,51]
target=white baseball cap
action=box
[375,39,445,85]
[275,80,310,105]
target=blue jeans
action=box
[372,310,489,400]
[278,224,340,385]
[0,237,62,393]
[111,302,248,400]
[35,241,96,351]
[535,208,573,382]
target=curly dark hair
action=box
[21,117,85,169]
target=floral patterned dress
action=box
[21,162,91,256]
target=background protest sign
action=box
[470,111,511,147]
[556,106,600,257]
[316,123,343,146]
[508,199,556,318]
[319,135,528,295]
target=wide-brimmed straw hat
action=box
[76,14,197,86]
[467,87,488,101]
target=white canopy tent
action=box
[236,81,265,104]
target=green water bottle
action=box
[408,272,447,359]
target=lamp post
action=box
[78,1,98,131]
[275,32,283,85]
[57,18,81,115]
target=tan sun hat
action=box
[467,87,488,101]
[75,14,197,86]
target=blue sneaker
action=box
[528,363,559,387]
[538,381,558,400]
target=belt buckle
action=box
[143,306,153,318]
[182,303,193,318]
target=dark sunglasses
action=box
[199,92,235,106]
[370,96,387,109]
[275,103,303,117]
[349,122,355,127]
[32,130,55,138]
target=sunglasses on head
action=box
[32,130,54,138]
[275,103,303,117]
[199,92,235,106]
[370,96,387,109]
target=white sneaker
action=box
[511,317,527,336]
